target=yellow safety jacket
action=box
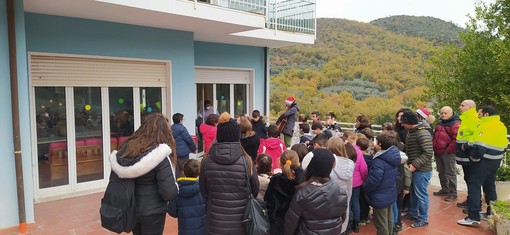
[455,108,480,164]
[469,115,508,162]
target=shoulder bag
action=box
[242,157,270,235]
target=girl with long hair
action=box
[238,115,260,162]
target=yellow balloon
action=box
[85,104,91,111]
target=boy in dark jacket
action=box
[172,113,197,178]
[168,159,206,235]
[363,132,402,235]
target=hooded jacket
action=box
[199,123,216,154]
[433,114,460,155]
[109,143,179,216]
[352,145,368,188]
[263,167,304,235]
[330,156,355,233]
[199,142,259,235]
[168,177,206,235]
[258,137,287,172]
[277,102,299,136]
[363,145,401,209]
[172,123,197,158]
[406,122,433,172]
[284,180,347,235]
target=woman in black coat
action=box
[238,115,260,162]
[200,112,259,234]
[109,113,179,235]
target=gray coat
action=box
[284,180,348,235]
[277,103,299,136]
[199,142,259,235]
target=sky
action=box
[316,0,495,27]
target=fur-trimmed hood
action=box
[110,144,172,179]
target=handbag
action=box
[242,157,270,235]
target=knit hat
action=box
[400,110,419,125]
[307,148,335,178]
[416,108,431,119]
[285,96,295,105]
[216,112,240,142]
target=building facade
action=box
[0,0,315,231]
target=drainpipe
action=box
[7,0,27,233]
[263,47,268,117]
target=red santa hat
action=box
[285,96,295,105]
[416,108,431,119]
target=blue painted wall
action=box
[24,13,197,131]
[194,41,266,113]
[0,0,34,229]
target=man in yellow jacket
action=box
[457,105,508,226]
[455,100,479,208]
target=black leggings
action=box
[132,213,166,235]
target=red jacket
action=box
[433,114,460,155]
[199,123,216,154]
[258,137,287,172]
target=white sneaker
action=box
[457,217,480,226]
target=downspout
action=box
[263,47,268,117]
[6,0,27,233]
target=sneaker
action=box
[445,195,458,202]
[457,217,480,226]
[480,212,489,221]
[433,190,449,196]
[457,200,468,208]
[395,223,403,231]
[411,220,429,228]
[402,214,418,221]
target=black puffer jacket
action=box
[199,142,259,235]
[110,143,179,216]
[264,167,304,235]
[284,180,348,235]
[405,122,433,172]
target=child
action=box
[362,132,402,235]
[299,123,314,150]
[264,150,304,235]
[284,148,348,235]
[168,159,206,235]
[345,131,368,233]
[251,110,268,139]
[199,113,219,155]
[357,137,373,226]
[256,153,272,200]
[258,124,287,173]
[172,113,197,178]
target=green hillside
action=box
[370,15,465,45]
[269,16,459,123]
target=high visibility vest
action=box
[455,108,480,164]
[469,115,508,162]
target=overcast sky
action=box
[316,0,495,27]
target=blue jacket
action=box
[172,123,197,158]
[363,145,401,209]
[168,177,206,235]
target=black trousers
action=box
[467,159,500,221]
[132,213,166,235]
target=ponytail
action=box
[282,159,296,180]
[280,150,300,181]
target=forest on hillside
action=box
[269,16,463,124]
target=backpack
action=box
[99,170,137,233]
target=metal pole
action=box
[6,0,27,233]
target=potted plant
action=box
[490,200,510,234]
[496,153,510,201]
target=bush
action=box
[497,152,510,182]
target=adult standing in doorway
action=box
[277,96,299,148]
[432,106,460,202]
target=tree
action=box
[425,0,510,127]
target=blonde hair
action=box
[279,150,300,180]
[326,137,348,158]
[239,115,255,138]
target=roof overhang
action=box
[24,0,315,48]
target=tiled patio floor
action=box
[6,186,494,235]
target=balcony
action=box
[193,0,316,35]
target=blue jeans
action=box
[409,171,432,222]
[392,201,398,226]
[351,186,361,221]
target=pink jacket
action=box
[258,137,287,172]
[352,145,368,188]
[199,123,216,154]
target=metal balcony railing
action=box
[192,0,316,35]
[266,0,316,35]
